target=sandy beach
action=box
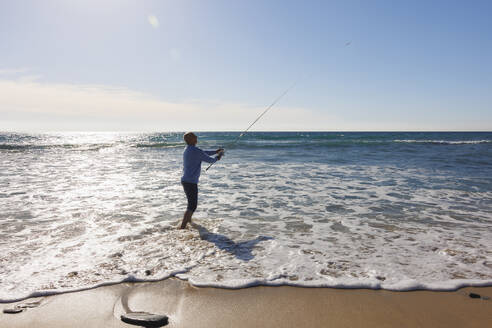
[1,278,491,327]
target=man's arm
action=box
[204,148,224,155]
[199,149,218,163]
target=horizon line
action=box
[1,130,491,134]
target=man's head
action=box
[183,132,198,145]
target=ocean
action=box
[1,131,491,301]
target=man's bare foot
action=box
[180,210,193,229]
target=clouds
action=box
[147,15,159,28]
[0,77,335,132]
[1,74,489,131]
[3,75,486,132]
[0,67,29,75]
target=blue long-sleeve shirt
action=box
[181,145,217,184]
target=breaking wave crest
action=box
[394,139,491,145]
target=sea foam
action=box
[1,132,491,302]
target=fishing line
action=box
[206,80,298,171]
[204,41,353,171]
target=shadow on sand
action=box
[192,223,273,262]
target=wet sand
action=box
[1,278,491,327]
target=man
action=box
[180,132,224,229]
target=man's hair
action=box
[183,132,196,145]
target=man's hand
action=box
[217,149,224,160]
[216,148,224,154]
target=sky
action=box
[1,0,491,132]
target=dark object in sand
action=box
[3,307,24,314]
[121,311,169,327]
[469,293,481,299]
[145,269,152,276]
[3,299,43,314]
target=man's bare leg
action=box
[180,210,193,229]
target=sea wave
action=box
[394,139,491,145]
[135,142,183,149]
[2,138,490,151]
[0,143,114,151]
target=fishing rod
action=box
[206,80,298,171]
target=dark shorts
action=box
[182,181,198,212]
